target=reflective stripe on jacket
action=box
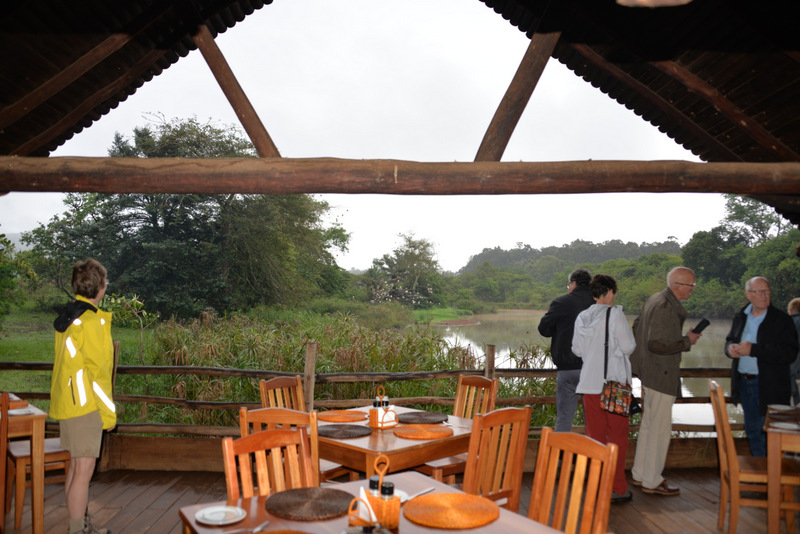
[50,295,116,429]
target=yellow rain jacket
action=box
[50,295,116,429]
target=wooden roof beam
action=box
[475,1,564,162]
[193,24,280,158]
[649,59,800,161]
[3,156,800,196]
[11,49,169,157]
[0,2,174,131]
[566,42,740,162]
[474,30,560,162]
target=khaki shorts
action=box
[59,411,103,458]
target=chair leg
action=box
[348,471,359,482]
[4,457,12,516]
[444,474,456,485]
[782,485,795,532]
[15,458,27,529]
[718,479,728,530]
[728,486,739,534]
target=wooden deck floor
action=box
[4,467,784,534]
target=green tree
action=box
[722,194,791,246]
[23,116,349,318]
[0,234,21,325]
[682,226,748,285]
[366,234,444,309]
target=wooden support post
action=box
[485,345,496,380]
[304,342,318,411]
[192,24,280,158]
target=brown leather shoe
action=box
[642,480,680,496]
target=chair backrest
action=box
[453,375,498,419]
[1,392,9,534]
[709,379,736,482]
[222,427,314,501]
[462,406,531,512]
[528,427,618,534]
[239,406,322,486]
[259,375,306,411]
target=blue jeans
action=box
[556,369,582,432]
[740,375,766,457]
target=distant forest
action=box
[461,239,681,274]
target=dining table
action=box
[6,393,47,534]
[765,405,800,534]
[316,405,473,478]
[179,470,559,533]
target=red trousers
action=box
[582,393,630,494]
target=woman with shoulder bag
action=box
[572,274,637,503]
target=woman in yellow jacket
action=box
[51,259,116,534]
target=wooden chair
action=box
[708,379,800,534]
[221,427,314,501]
[259,375,358,482]
[239,406,327,486]
[259,376,306,411]
[528,427,617,534]
[461,406,530,512]
[1,392,8,534]
[416,375,499,484]
[6,438,70,529]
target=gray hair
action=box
[745,276,769,291]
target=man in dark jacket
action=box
[725,276,798,457]
[538,268,594,432]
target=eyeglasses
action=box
[747,289,770,295]
[674,282,697,288]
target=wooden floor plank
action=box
[3,467,790,533]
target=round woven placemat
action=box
[397,411,448,425]
[318,410,368,423]
[265,487,353,521]
[393,424,453,440]
[318,424,372,439]
[403,493,499,529]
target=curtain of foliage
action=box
[365,234,445,309]
[22,116,349,318]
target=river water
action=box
[433,309,740,428]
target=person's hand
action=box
[687,330,702,345]
[106,425,116,432]
[736,340,752,356]
[728,343,742,358]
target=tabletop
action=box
[764,405,800,534]
[317,406,473,477]
[180,470,559,533]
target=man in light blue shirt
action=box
[725,276,799,456]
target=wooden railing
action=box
[0,342,734,438]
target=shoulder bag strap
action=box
[603,306,611,379]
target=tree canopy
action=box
[22,116,349,318]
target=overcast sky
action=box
[0,0,725,272]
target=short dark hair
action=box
[590,274,617,299]
[569,268,591,287]
[72,258,107,299]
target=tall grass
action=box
[117,306,489,427]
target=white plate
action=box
[769,404,793,411]
[771,422,800,431]
[195,505,246,526]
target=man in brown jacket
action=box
[630,267,702,496]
